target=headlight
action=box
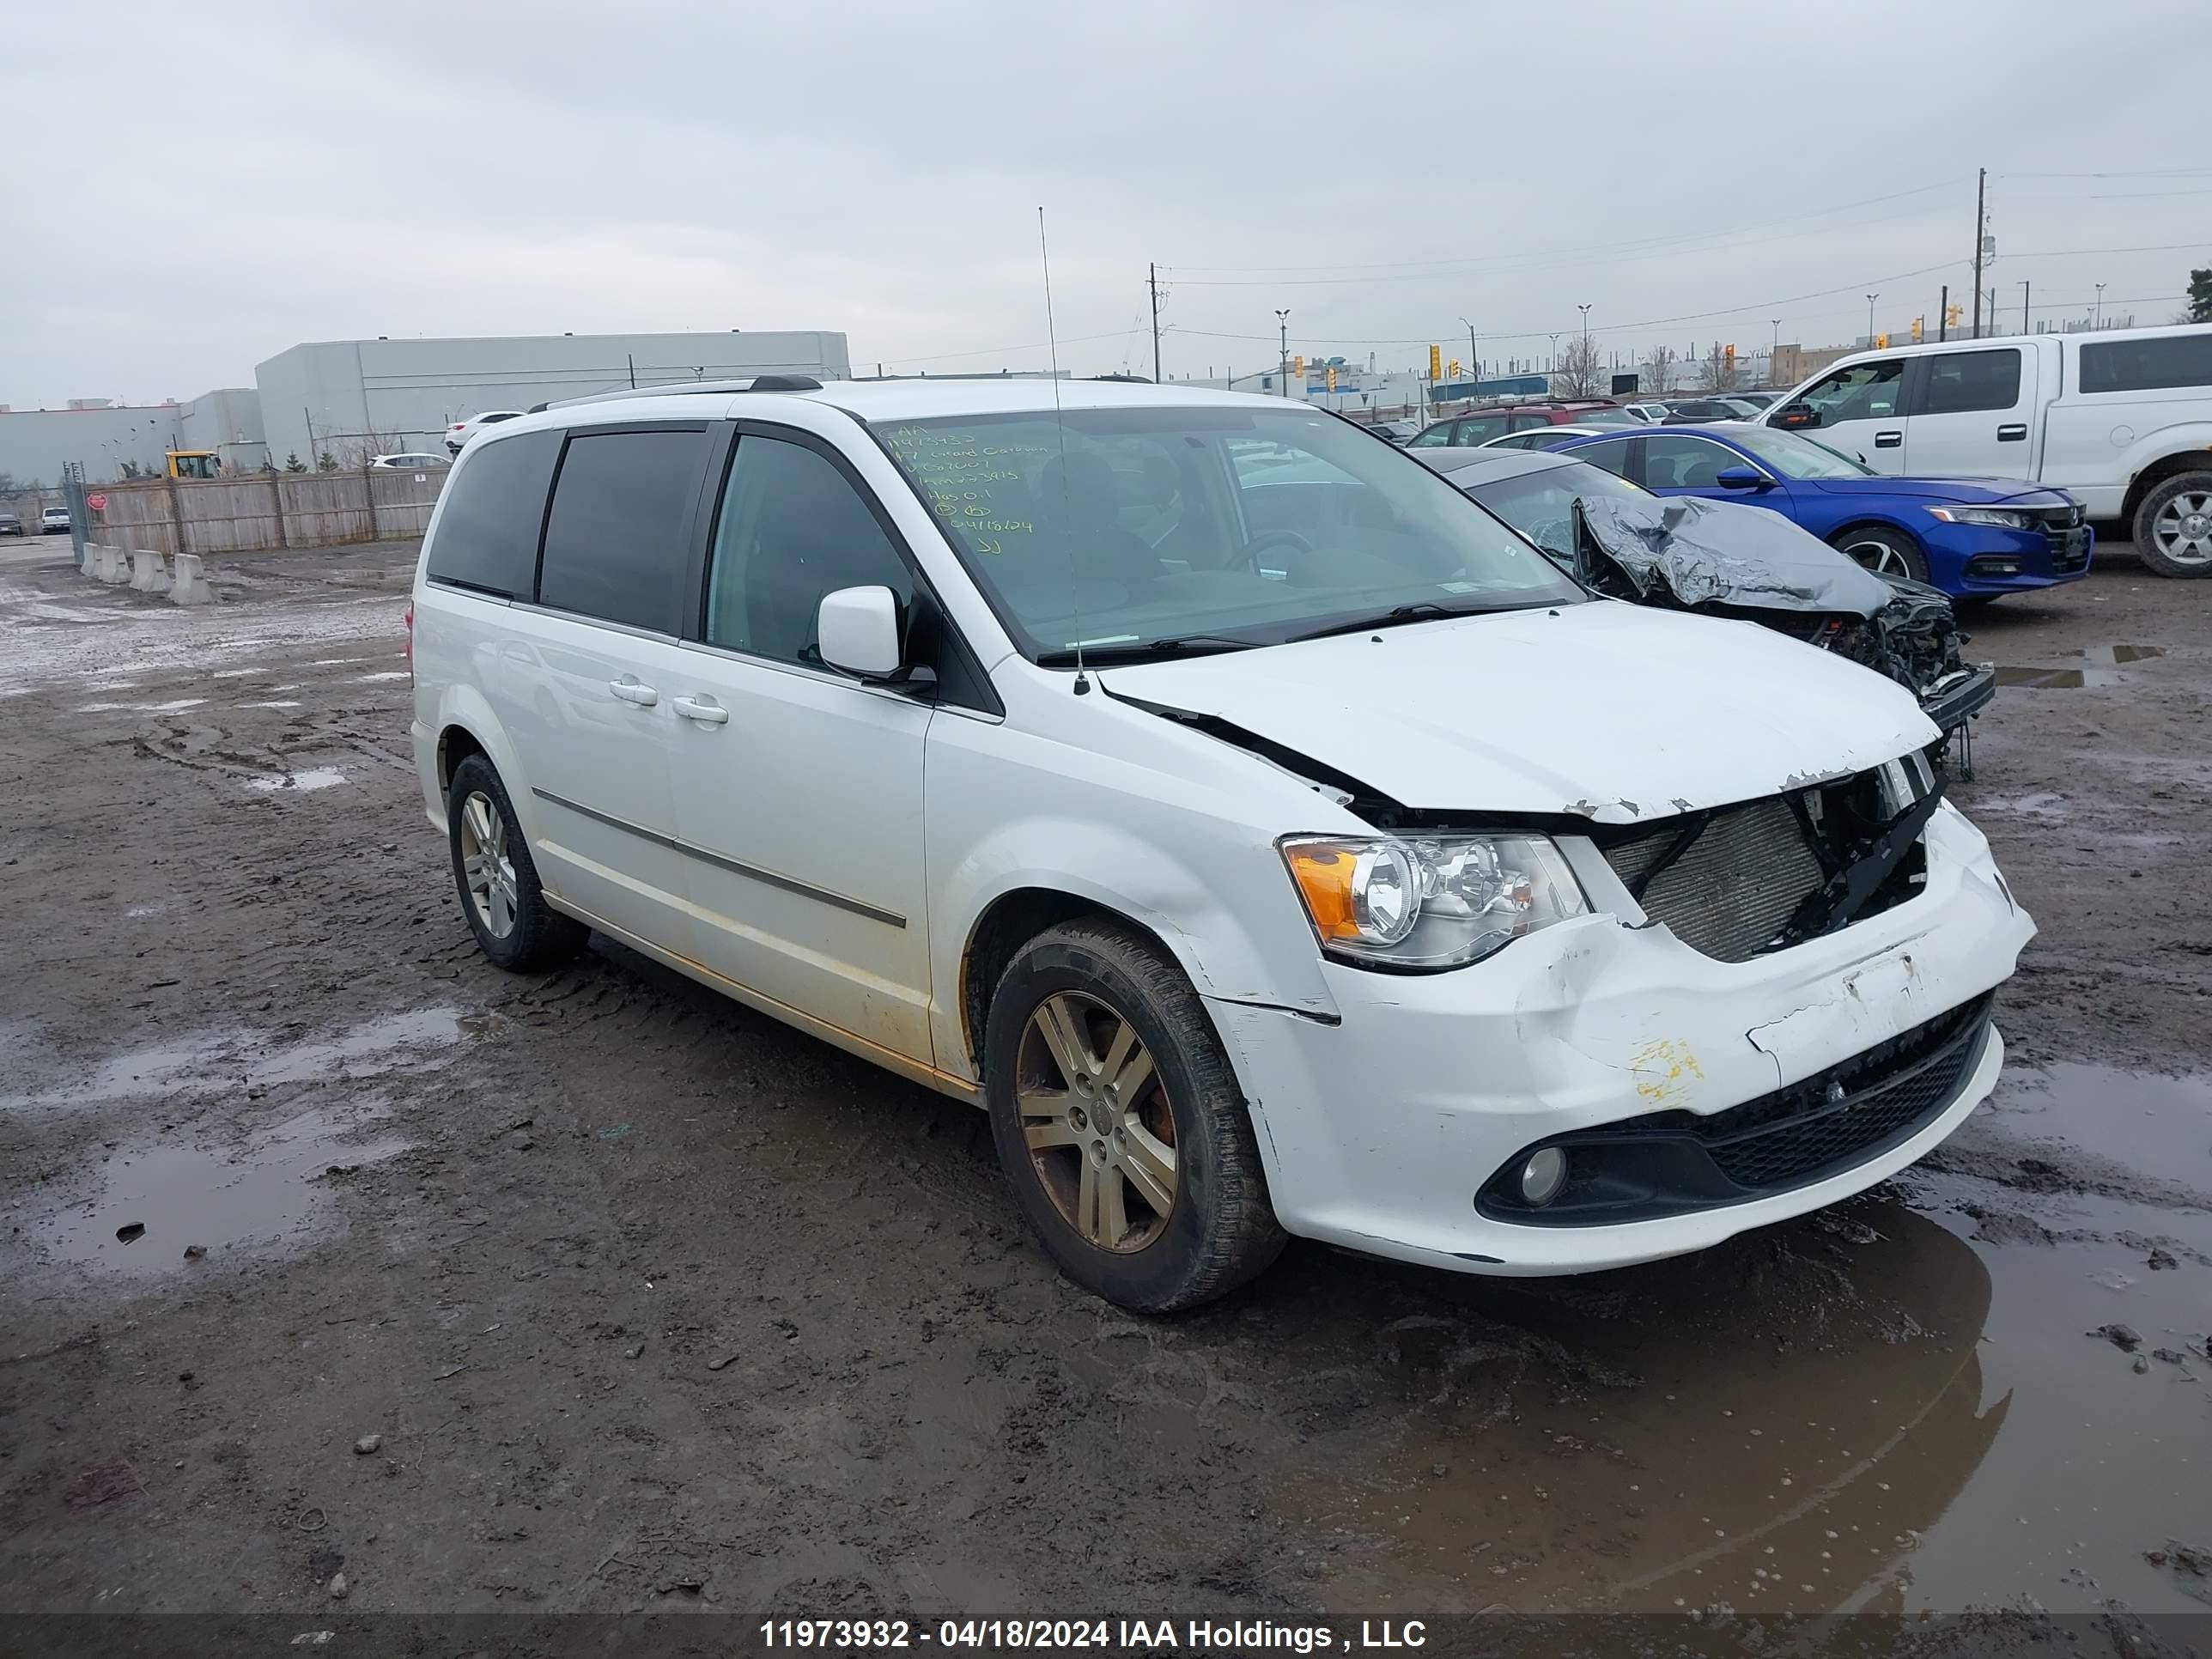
[1280,833,1589,969]
[1926,506,2033,529]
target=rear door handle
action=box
[672,695,730,726]
[1873,430,1902,448]
[608,677,658,706]
[1996,423,2028,441]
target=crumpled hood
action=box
[1800,476,2071,507]
[1575,495,1895,617]
[1098,602,1936,825]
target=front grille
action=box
[1644,993,1992,1190]
[2031,502,2086,531]
[1603,795,1827,963]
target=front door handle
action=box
[672,695,730,726]
[608,677,658,706]
[1996,423,2028,441]
[1873,430,1902,448]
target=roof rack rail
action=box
[537,374,825,414]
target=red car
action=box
[1408,400,1638,449]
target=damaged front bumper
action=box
[1206,803,2032,1276]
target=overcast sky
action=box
[7,0,2208,407]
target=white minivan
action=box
[409,376,2033,1311]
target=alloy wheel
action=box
[458,790,520,938]
[1842,538,1913,580]
[1015,991,1179,1253]
[2152,491,2212,567]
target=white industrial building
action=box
[255,330,851,466]
[2,330,851,488]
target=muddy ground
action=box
[1,533,2206,1623]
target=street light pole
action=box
[2021,279,2031,336]
[1274,309,1290,398]
[2094,282,2106,330]
[1866,293,1879,345]
[1458,316,1478,385]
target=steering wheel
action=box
[1242,527,1315,575]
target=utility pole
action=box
[1148,263,1162,384]
[1275,309,1291,398]
[1938,283,1949,342]
[1970,166,1986,339]
[2021,279,2031,336]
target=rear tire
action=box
[982,918,1285,1312]
[2132,471,2212,578]
[447,754,586,972]
[1832,525,1929,586]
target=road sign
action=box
[86,493,107,511]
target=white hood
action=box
[1098,602,1937,825]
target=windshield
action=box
[881,406,1581,661]
[1722,424,1875,479]
[1464,460,1654,562]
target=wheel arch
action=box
[2119,443,2212,527]
[427,684,535,836]
[958,887,1197,1080]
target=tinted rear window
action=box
[2079,332,2212,395]
[536,427,710,634]
[425,429,558,597]
[1920,348,2021,415]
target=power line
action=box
[1162,182,1956,277]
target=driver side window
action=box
[1802,360,1905,422]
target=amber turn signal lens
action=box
[1283,843,1360,940]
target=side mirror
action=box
[1714,467,1771,491]
[817,585,903,680]
[1776,402,1820,429]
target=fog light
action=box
[1519,1147,1568,1206]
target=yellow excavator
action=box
[165,450,222,480]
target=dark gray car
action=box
[1414,446,1994,771]
[0,510,22,536]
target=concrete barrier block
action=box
[96,545,132,584]
[130,549,172,594]
[169,553,215,605]
[79,541,103,578]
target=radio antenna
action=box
[1038,206,1088,694]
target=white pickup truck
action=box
[1765,325,2212,577]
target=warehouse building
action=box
[256,330,851,466]
[2,330,850,488]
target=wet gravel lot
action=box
[1,534,2207,1620]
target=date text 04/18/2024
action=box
[759,1620,1431,1650]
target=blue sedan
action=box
[1549,422,2092,598]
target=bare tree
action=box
[1640,344,1677,396]
[1552,335,1607,399]
[1696,343,1740,393]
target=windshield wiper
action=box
[1289,601,1483,642]
[1035,635,1257,667]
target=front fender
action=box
[2120,427,2212,492]
[929,813,1340,1083]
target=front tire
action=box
[982,919,1285,1312]
[447,754,586,971]
[2133,471,2212,578]
[1832,524,1929,585]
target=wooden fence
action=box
[89,465,447,556]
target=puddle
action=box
[2066,644,2166,665]
[24,1104,411,1280]
[1991,665,2124,690]
[246,766,346,793]
[0,1007,495,1115]
[1985,1063,2212,1194]
[1995,646,2167,690]
[1265,1176,2210,1615]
